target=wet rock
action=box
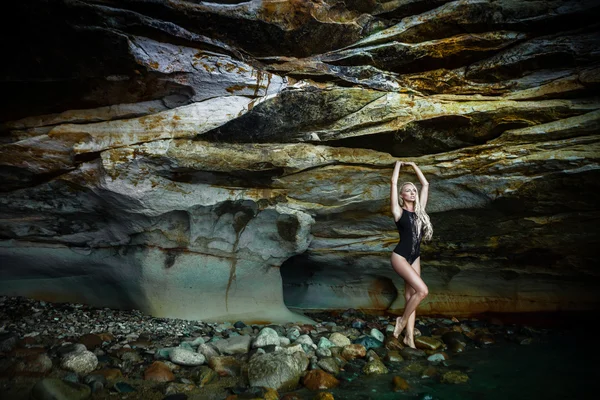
[401,362,426,376]
[30,378,91,400]
[441,370,469,384]
[165,382,196,395]
[197,343,220,362]
[233,321,246,329]
[144,361,175,382]
[63,373,78,383]
[189,337,205,347]
[331,355,347,369]
[317,357,340,375]
[114,382,136,393]
[177,342,194,352]
[421,366,438,379]
[442,332,467,346]
[295,334,316,349]
[155,347,174,360]
[309,356,319,370]
[267,325,287,336]
[248,351,308,391]
[316,347,332,358]
[515,335,533,345]
[121,351,142,363]
[170,347,205,366]
[363,359,388,375]
[447,341,466,353]
[384,337,405,351]
[14,353,52,375]
[392,375,410,391]
[371,346,388,360]
[341,344,366,361]
[191,365,217,387]
[83,374,106,393]
[352,335,384,351]
[56,344,87,357]
[415,336,444,351]
[328,333,351,347]
[299,325,316,335]
[287,327,301,341]
[303,369,340,390]
[427,352,449,363]
[369,328,385,342]
[351,319,366,329]
[253,327,280,348]
[60,347,98,375]
[214,335,252,355]
[208,355,242,377]
[313,392,335,400]
[129,338,152,350]
[384,350,404,363]
[414,325,429,337]
[78,334,103,351]
[281,343,305,355]
[400,347,427,360]
[473,334,495,346]
[365,349,381,362]
[317,337,335,350]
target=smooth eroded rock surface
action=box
[1,0,599,321]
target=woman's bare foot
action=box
[393,316,406,339]
[403,334,416,349]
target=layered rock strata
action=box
[1,0,599,321]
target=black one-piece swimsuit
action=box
[393,209,422,265]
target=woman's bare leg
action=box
[391,253,428,345]
[403,257,421,348]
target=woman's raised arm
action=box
[390,161,402,221]
[406,162,429,210]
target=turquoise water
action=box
[291,327,598,400]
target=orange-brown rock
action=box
[97,333,115,342]
[302,369,340,391]
[208,356,242,377]
[79,333,104,350]
[392,375,410,392]
[341,344,366,361]
[144,361,175,382]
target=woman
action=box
[390,161,433,348]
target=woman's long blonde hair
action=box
[399,182,433,242]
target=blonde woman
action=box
[390,161,433,348]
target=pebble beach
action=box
[0,296,595,400]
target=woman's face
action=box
[400,184,417,203]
